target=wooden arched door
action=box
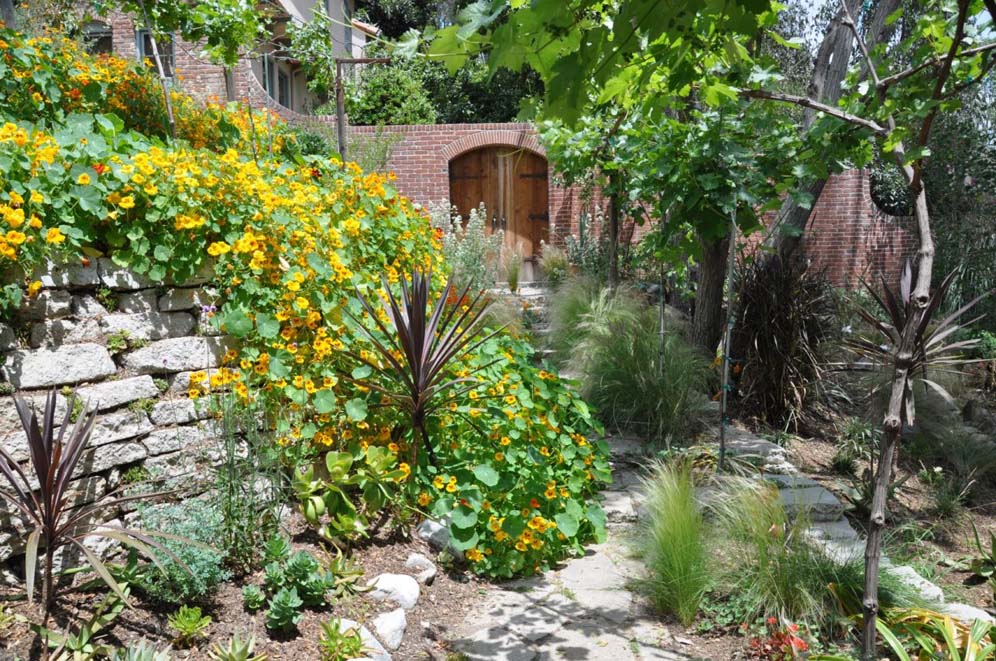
[448,146,549,280]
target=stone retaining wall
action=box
[0,259,234,571]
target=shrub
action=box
[637,462,709,625]
[138,499,230,605]
[730,258,839,431]
[318,618,366,661]
[575,299,708,446]
[709,479,924,626]
[167,605,212,647]
[428,202,503,292]
[538,241,569,286]
[265,587,303,632]
[345,59,437,126]
[546,277,605,365]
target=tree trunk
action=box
[607,173,621,287]
[224,67,237,102]
[692,235,729,353]
[771,0,902,262]
[0,0,15,29]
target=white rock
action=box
[35,259,99,288]
[159,288,216,312]
[143,425,211,456]
[887,565,945,604]
[371,608,406,650]
[0,322,18,351]
[98,258,155,290]
[77,376,160,412]
[942,602,994,624]
[87,410,154,447]
[122,336,234,374]
[1,343,117,388]
[405,553,437,585]
[99,311,196,341]
[117,290,158,314]
[416,518,464,561]
[18,289,72,320]
[149,399,211,426]
[367,573,420,610]
[72,295,109,319]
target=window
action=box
[278,70,291,108]
[82,21,112,54]
[136,29,175,78]
[261,53,276,99]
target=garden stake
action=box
[718,207,738,473]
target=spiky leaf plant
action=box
[844,264,989,419]
[344,269,497,464]
[0,391,179,612]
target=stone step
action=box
[778,485,845,522]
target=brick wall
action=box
[801,170,917,288]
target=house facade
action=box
[80,0,374,115]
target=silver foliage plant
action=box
[427,202,503,292]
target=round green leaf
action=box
[472,464,499,487]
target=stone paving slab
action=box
[778,485,845,522]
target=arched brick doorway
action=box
[448,146,549,281]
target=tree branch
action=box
[738,88,888,135]
[876,41,996,91]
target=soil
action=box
[0,511,483,660]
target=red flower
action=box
[530,498,540,509]
[93,163,106,175]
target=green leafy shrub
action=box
[167,605,212,647]
[266,587,304,632]
[345,58,437,126]
[428,202,503,292]
[138,499,230,605]
[637,461,709,625]
[546,277,618,365]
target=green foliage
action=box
[208,631,267,661]
[38,588,128,659]
[345,57,437,126]
[293,442,407,544]
[980,331,996,361]
[709,479,924,627]
[428,203,503,292]
[167,605,212,647]
[265,587,303,632]
[0,392,173,610]
[110,640,174,661]
[121,465,152,485]
[286,5,338,97]
[636,462,709,625]
[214,394,282,574]
[969,521,996,602]
[208,632,267,661]
[503,250,521,294]
[877,609,995,660]
[318,618,367,661]
[263,535,292,565]
[537,242,568,287]
[241,584,266,612]
[138,499,230,605]
[546,277,604,363]
[563,284,708,445]
[563,214,608,282]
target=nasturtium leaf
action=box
[448,526,480,551]
[345,398,368,421]
[256,313,280,338]
[224,308,253,337]
[473,464,499,487]
[450,505,478,529]
[313,390,336,414]
[351,364,373,379]
[554,512,580,537]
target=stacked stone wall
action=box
[0,259,233,573]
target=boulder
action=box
[122,336,234,374]
[367,573,420,610]
[371,608,406,650]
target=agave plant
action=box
[0,391,179,613]
[343,269,498,465]
[845,265,989,418]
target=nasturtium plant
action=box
[0,25,611,577]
